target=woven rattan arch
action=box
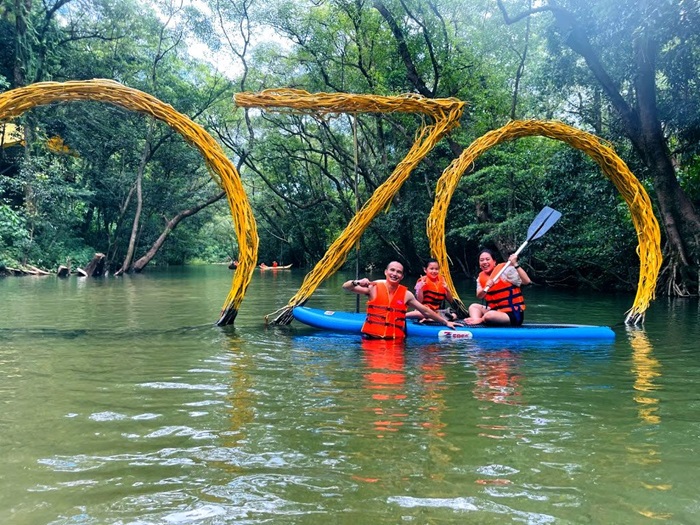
[0,79,257,325]
[234,89,466,324]
[427,120,662,324]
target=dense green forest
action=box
[1,0,698,296]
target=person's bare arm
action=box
[507,254,531,286]
[342,278,372,295]
[476,279,486,299]
[442,278,454,303]
[415,279,425,303]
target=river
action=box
[1,265,699,524]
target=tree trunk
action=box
[13,0,31,88]
[630,34,700,294]
[82,253,106,277]
[499,2,700,296]
[117,138,150,275]
[131,191,226,272]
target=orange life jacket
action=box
[478,263,526,313]
[417,275,447,311]
[361,282,408,340]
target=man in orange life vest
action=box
[343,261,458,340]
[466,249,531,326]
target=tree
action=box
[1,0,234,271]
[497,0,700,296]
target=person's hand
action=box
[444,321,457,330]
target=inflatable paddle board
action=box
[292,306,615,341]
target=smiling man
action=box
[343,261,458,340]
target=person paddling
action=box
[343,261,458,340]
[466,249,531,326]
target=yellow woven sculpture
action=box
[427,120,662,324]
[0,79,257,325]
[234,89,466,324]
[1,81,662,326]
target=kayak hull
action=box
[260,264,293,270]
[292,306,615,340]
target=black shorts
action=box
[506,307,524,327]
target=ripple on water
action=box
[140,381,228,392]
[203,473,336,518]
[387,495,558,523]
[88,411,128,422]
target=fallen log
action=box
[83,253,106,277]
[30,265,51,276]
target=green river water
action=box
[1,265,699,524]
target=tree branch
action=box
[373,0,434,97]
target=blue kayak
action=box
[292,306,615,340]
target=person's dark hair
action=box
[424,258,439,268]
[478,248,498,261]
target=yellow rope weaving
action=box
[236,89,465,120]
[0,79,258,325]
[427,120,662,325]
[2,82,661,326]
[234,89,466,324]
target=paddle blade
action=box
[526,206,562,242]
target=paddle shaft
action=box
[482,206,561,293]
[482,241,528,292]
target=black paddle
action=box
[483,206,562,292]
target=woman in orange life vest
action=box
[406,258,456,321]
[343,261,458,340]
[465,249,531,326]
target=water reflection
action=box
[359,340,452,441]
[417,345,447,438]
[469,349,522,406]
[5,268,700,523]
[627,327,661,425]
[361,338,407,438]
[626,327,673,521]
[222,333,255,450]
